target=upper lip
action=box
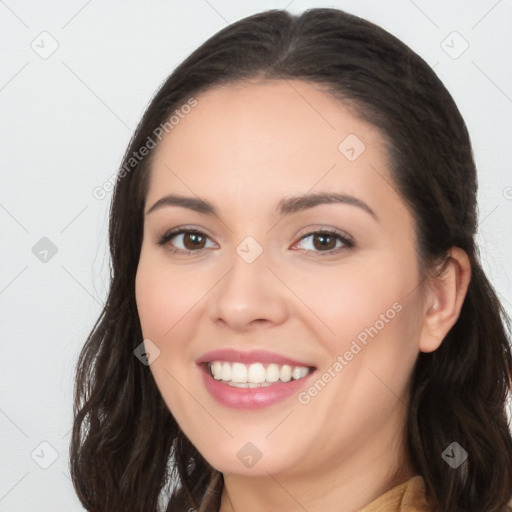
[196,349,316,368]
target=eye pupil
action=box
[184,232,205,250]
[314,233,336,251]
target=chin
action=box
[193,436,301,477]
[208,453,292,476]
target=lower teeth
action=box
[222,378,303,388]
[226,382,273,388]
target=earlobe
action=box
[419,247,472,353]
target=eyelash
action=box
[156,227,355,257]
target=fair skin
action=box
[135,79,471,512]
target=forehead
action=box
[146,79,403,221]
[153,78,384,163]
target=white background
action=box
[1,0,511,509]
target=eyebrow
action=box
[145,192,379,222]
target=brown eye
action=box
[312,232,337,251]
[182,232,207,250]
[294,230,354,255]
[157,229,217,254]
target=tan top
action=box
[360,475,512,511]
[359,475,431,511]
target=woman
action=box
[70,7,512,512]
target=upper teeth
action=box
[209,361,311,387]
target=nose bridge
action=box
[208,234,287,329]
[219,234,270,304]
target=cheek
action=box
[317,267,421,411]
[291,252,422,415]
[286,257,418,353]
[135,253,199,341]
[135,253,200,419]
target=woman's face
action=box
[135,79,426,477]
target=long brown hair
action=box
[70,8,512,511]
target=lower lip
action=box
[199,365,316,410]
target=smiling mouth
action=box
[205,361,315,388]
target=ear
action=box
[419,247,472,353]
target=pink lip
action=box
[199,364,317,410]
[196,349,315,368]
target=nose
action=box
[208,243,289,332]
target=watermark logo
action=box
[31,31,59,60]
[338,134,366,161]
[441,31,469,60]
[31,441,59,469]
[237,442,263,468]
[441,442,468,468]
[236,236,263,264]
[32,237,58,263]
[134,339,161,366]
